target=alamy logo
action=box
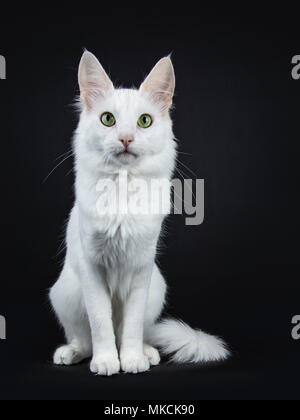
[292,316,300,340]
[0,315,6,340]
[0,55,6,80]
[96,172,205,226]
[292,55,300,80]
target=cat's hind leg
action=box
[49,263,92,366]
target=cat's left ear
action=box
[78,50,114,110]
[140,56,175,112]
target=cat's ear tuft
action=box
[78,51,114,110]
[140,57,175,112]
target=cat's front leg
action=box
[81,259,120,376]
[120,264,153,374]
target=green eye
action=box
[101,112,116,127]
[138,114,152,128]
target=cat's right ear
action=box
[78,51,114,110]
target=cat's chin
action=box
[113,151,138,166]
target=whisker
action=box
[43,151,74,183]
[54,149,74,162]
[176,158,198,177]
[175,167,197,202]
[177,151,192,156]
[175,166,191,181]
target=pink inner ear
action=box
[140,57,175,111]
[78,51,114,109]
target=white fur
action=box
[49,51,229,376]
[148,319,230,363]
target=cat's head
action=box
[75,51,176,176]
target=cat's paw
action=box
[90,354,120,376]
[143,344,161,366]
[54,345,88,366]
[121,351,150,374]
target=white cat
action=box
[49,51,229,376]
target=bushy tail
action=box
[148,319,230,364]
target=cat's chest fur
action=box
[91,214,159,267]
[78,172,164,267]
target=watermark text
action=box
[292,315,300,340]
[0,55,6,80]
[292,55,300,80]
[96,172,204,226]
[0,315,6,340]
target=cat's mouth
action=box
[114,150,138,164]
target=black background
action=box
[0,5,300,400]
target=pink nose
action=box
[119,135,134,149]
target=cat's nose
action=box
[119,135,134,149]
